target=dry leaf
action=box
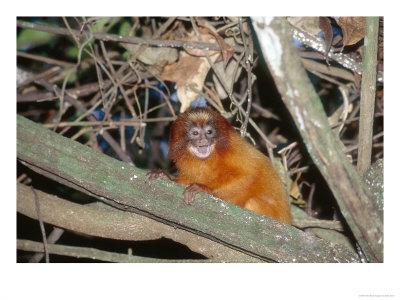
[183,28,220,57]
[202,27,234,67]
[319,17,333,64]
[122,44,178,65]
[183,28,234,66]
[120,23,178,66]
[287,17,322,35]
[212,57,242,100]
[338,17,365,46]
[290,172,302,200]
[203,85,223,109]
[161,51,218,112]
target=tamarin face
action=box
[169,108,233,163]
[186,123,216,159]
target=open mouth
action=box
[189,144,215,159]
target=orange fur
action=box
[169,107,291,224]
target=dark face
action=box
[187,123,216,159]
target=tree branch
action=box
[17,182,260,262]
[289,22,383,83]
[17,239,213,263]
[251,17,383,262]
[17,114,359,263]
[17,20,244,53]
[357,17,380,175]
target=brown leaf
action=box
[338,17,365,46]
[287,17,321,34]
[160,51,218,112]
[354,72,362,89]
[203,85,223,109]
[203,27,234,67]
[160,53,202,86]
[212,58,242,100]
[182,28,220,57]
[319,17,333,64]
[289,172,302,200]
[182,28,234,66]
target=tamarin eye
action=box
[191,130,199,136]
[206,129,213,135]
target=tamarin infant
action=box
[146,107,291,224]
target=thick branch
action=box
[17,114,359,263]
[17,182,260,262]
[251,17,382,262]
[357,17,379,175]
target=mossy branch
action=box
[17,114,359,263]
[17,182,260,262]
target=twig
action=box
[53,23,94,131]
[17,66,62,88]
[18,239,215,263]
[252,103,280,121]
[301,58,355,82]
[17,51,75,67]
[238,17,253,136]
[35,79,134,164]
[17,19,244,53]
[30,186,49,263]
[190,17,276,154]
[290,23,383,83]
[29,227,65,263]
[346,132,383,153]
[337,85,350,135]
[357,17,379,175]
[292,217,343,232]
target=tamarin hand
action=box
[146,170,210,205]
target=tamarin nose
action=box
[199,138,208,145]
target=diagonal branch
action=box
[17,114,359,263]
[17,182,260,262]
[251,17,383,262]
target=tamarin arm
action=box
[145,169,172,183]
[146,170,212,204]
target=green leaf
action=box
[17,28,57,50]
[119,20,132,36]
